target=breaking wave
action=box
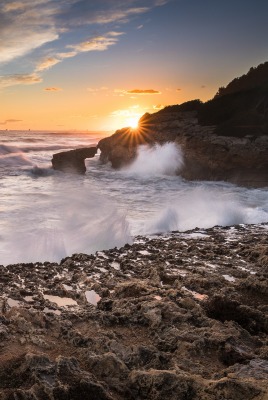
[146,186,268,234]
[123,142,184,176]
[0,186,132,265]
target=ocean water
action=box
[1,130,268,265]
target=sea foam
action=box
[0,186,132,265]
[123,142,184,176]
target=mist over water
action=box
[0,131,267,265]
[123,142,184,176]
[1,187,131,265]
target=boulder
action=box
[52,147,97,174]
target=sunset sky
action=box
[1,0,268,131]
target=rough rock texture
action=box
[97,108,268,187]
[0,223,268,399]
[98,63,268,187]
[52,147,97,174]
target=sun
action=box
[126,115,140,129]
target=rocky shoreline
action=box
[0,223,267,399]
[97,108,268,188]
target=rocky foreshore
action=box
[0,223,268,399]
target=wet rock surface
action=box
[0,223,268,399]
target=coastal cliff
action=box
[98,63,268,187]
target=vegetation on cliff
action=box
[147,62,268,137]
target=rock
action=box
[52,147,97,174]
[0,353,113,400]
[97,63,268,187]
[207,378,262,400]
[0,224,268,398]
[128,370,195,400]
[86,352,129,381]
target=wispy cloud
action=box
[0,118,22,125]
[36,57,61,71]
[0,0,170,86]
[0,74,42,88]
[127,89,161,94]
[34,32,122,75]
[153,104,164,109]
[0,1,59,64]
[68,34,119,53]
[87,86,109,93]
[44,87,62,91]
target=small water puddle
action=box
[223,274,236,282]
[110,261,120,270]
[182,286,208,301]
[139,250,151,256]
[63,284,73,291]
[24,296,34,302]
[43,307,61,315]
[85,290,101,306]
[43,294,77,307]
[7,298,21,308]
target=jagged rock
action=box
[0,353,113,400]
[52,147,97,174]
[128,370,195,400]
[0,224,268,399]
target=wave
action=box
[22,144,97,153]
[29,166,55,177]
[0,144,21,155]
[146,186,268,234]
[0,153,33,167]
[0,143,99,155]
[122,142,184,176]
[0,185,132,265]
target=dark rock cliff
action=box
[97,64,268,187]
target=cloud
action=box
[0,1,166,64]
[0,119,22,125]
[87,86,108,93]
[44,87,62,91]
[154,0,169,5]
[153,104,164,110]
[0,1,59,64]
[36,57,61,71]
[126,89,161,94]
[56,51,77,59]
[59,5,150,26]
[0,0,170,85]
[0,73,42,88]
[68,33,119,53]
[176,88,182,91]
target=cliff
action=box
[98,64,268,187]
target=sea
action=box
[1,130,268,265]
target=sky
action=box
[1,0,268,131]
